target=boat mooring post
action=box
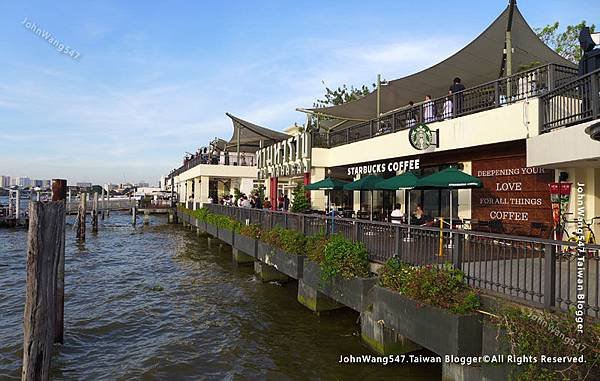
[132,206,137,226]
[22,192,66,380]
[51,179,67,344]
[92,192,99,233]
[76,193,87,242]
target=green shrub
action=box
[379,259,479,314]
[321,234,370,280]
[261,226,283,247]
[260,226,306,255]
[306,232,328,263]
[490,306,600,381]
[239,224,262,239]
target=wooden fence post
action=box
[22,201,65,381]
[51,179,67,344]
[76,193,87,242]
[92,192,99,233]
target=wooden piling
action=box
[51,179,67,344]
[101,188,106,220]
[132,206,137,226]
[76,193,87,242]
[92,192,99,233]
[22,201,66,381]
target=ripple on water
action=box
[1,213,440,380]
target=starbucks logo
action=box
[409,124,433,150]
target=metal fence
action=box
[66,198,136,213]
[314,64,578,149]
[202,204,599,317]
[540,68,600,132]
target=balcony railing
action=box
[201,203,599,317]
[313,64,578,149]
[540,68,600,133]
[168,153,256,178]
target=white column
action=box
[458,161,472,220]
[200,176,210,205]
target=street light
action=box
[376,74,389,118]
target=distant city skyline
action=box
[1,1,598,181]
[0,174,154,187]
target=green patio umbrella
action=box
[305,177,349,190]
[305,177,349,233]
[376,172,419,226]
[344,175,386,221]
[417,167,482,228]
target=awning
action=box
[226,113,290,153]
[305,4,575,122]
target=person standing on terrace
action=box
[443,90,453,120]
[406,100,418,127]
[423,95,436,122]
[449,77,465,114]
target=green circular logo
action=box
[409,124,433,150]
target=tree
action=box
[313,81,375,108]
[535,21,596,63]
[290,183,310,213]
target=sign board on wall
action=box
[471,156,554,234]
[346,158,420,176]
[257,131,311,180]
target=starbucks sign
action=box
[409,124,438,150]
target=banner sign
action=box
[549,182,572,240]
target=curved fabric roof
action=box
[307,4,574,121]
[226,113,290,153]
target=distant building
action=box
[76,182,92,191]
[33,179,44,188]
[16,177,32,188]
[0,175,10,188]
[42,180,51,189]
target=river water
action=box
[0,212,440,380]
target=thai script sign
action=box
[257,131,311,179]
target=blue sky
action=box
[0,1,598,185]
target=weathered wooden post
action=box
[22,200,66,380]
[143,210,150,225]
[51,179,67,344]
[101,188,106,220]
[132,206,137,226]
[92,192,99,232]
[77,193,87,242]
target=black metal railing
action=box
[313,64,578,149]
[167,153,256,178]
[201,204,599,317]
[540,68,600,132]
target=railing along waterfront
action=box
[201,204,599,317]
[168,153,256,178]
[65,198,137,213]
[312,64,578,149]
[540,68,600,132]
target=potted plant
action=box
[301,233,376,312]
[373,259,482,356]
[257,227,306,278]
[234,224,261,257]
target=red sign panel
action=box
[471,156,554,236]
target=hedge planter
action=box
[234,234,258,258]
[302,259,377,312]
[372,285,482,356]
[257,241,304,279]
[205,222,218,237]
[217,228,234,245]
